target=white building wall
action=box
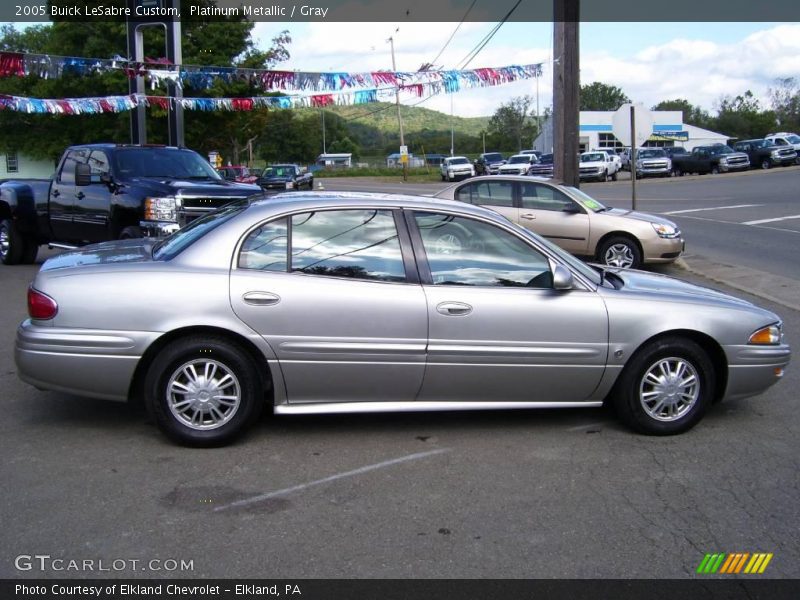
[0,152,55,179]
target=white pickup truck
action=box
[579,150,620,182]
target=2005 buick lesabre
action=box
[15,192,790,446]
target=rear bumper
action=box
[15,320,157,402]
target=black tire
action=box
[598,235,642,269]
[441,174,446,181]
[21,237,39,264]
[761,158,771,170]
[611,171,618,181]
[144,336,264,447]
[119,225,143,240]
[308,177,314,190]
[710,165,720,175]
[613,336,714,435]
[0,218,24,265]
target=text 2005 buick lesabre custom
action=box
[16,193,790,446]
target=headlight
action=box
[636,161,643,168]
[651,222,680,238]
[143,197,178,222]
[720,157,728,163]
[771,150,781,158]
[749,324,782,345]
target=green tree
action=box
[768,77,800,132]
[580,82,630,111]
[651,98,711,129]
[713,91,777,140]
[487,95,538,153]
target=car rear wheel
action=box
[613,337,713,435]
[598,236,642,269]
[145,336,263,447]
[0,218,36,265]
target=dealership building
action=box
[533,110,729,153]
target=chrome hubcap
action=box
[433,233,463,255]
[604,243,634,268]
[0,224,9,260]
[166,359,241,430]
[639,357,699,422]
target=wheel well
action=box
[127,326,274,407]
[595,231,643,260]
[610,329,728,404]
[0,202,10,220]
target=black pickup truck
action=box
[732,139,797,169]
[670,144,750,175]
[0,144,261,265]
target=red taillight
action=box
[28,287,58,320]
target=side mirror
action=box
[553,265,574,290]
[75,163,92,186]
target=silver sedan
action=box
[16,193,790,446]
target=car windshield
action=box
[580,153,605,162]
[448,158,469,165]
[639,149,666,158]
[113,148,222,180]
[509,156,530,164]
[709,145,734,155]
[565,186,608,213]
[264,166,296,177]
[152,200,248,261]
[786,134,800,144]
[483,153,503,162]
[539,154,554,164]
[750,140,768,149]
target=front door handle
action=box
[521,213,537,220]
[436,301,472,316]
[242,292,281,306]
[76,192,85,200]
[51,189,60,198]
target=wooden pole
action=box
[553,0,580,187]
[630,105,637,210]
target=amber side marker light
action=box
[28,287,58,320]
[748,325,781,345]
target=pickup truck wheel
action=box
[0,219,24,265]
[598,236,642,269]
[761,158,772,170]
[611,171,618,181]
[21,238,38,264]
[119,225,142,240]
[710,165,720,175]
[144,336,264,447]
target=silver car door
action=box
[410,210,608,403]
[518,181,591,256]
[230,208,427,404]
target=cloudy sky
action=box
[251,21,800,118]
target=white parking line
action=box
[661,204,763,215]
[742,214,800,226]
[213,448,450,512]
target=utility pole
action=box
[450,93,455,156]
[321,109,327,154]
[388,35,407,181]
[553,0,580,187]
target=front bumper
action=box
[15,320,158,402]
[719,160,750,172]
[724,344,791,401]
[641,237,685,264]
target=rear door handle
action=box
[51,189,60,197]
[76,192,85,200]
[436,301,472,316]
[521,213,536,220]
[242,292,281,306]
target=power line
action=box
[426,0,478,69]
[456,0,523,70]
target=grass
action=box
[316,166,443,182]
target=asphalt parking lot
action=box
[1,245,798,579]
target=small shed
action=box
[316,153,352,168]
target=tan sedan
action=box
[434,175,684,269]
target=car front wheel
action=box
[613,337,713,435]
[145,336,264,446]
[598,236,642,269]
[0,218,37,265]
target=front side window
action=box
[414,212,552,288]
[291,209,406,283]
[58,149,88,184]
[520,183,579,212]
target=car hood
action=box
[123,177,261,197]
[597,207,677,227]
[40,238,156,272]
[608,268,756,309]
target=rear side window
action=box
[457,181,514,207]
[238,218,288,271]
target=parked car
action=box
[593,148,622,172]
[0,144,260,265]
[634,148,672,178]
[619,148,632,171]
[15,192,789,445]
[663,146,690,160]
[527,153,554,177]
[440,156,475,181]
[434,175,683,269]
[733,139,797,169]
[579,151,619,182]
[474,152,506,175]
[671,144,750,175]
[764,132,800,164]
[498,154,540,175]
[258,164,314,191]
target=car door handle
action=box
[76,192,85,199]
[242,292,281,306]
[521,213,537,220]
[436,301,472,316]
[51,189,60,197]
